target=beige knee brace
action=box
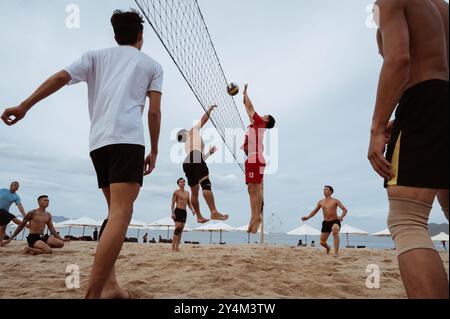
[442,206,449,222]
[388,198,436,257]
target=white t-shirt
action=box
[65,46,164,152]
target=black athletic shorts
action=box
[321,219,341,234]
[183,150,209,187]
[174,208,187,223]
[90,144,145,189]
[27,233,49,248]
[0,209,15,226]
[385,80,449,189]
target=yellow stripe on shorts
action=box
[388,131,402,186]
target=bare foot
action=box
[326,246,331,255]
[211,211,229,221]
[100,286,130,299]
[24,247,43,255]
[248,216,262,234]
[197,217,210,224]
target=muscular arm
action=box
[143,91,162,175]
[2,212,33,244]
[16,204,26,218]
[194,105,217,130]
[171,192,177,217]
[302,202,322,221]
[372,0,410,133]
[148,91,162,153]
[47,215,64,241]
[336,200,348,220]
[1,71,72,125]
[243,84,256,121]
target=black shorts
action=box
[0,209,15,226]
[90,144,145,189]
[27,234,49,248]
[183,150,209,187]
[321,219,341,234]
[174,208,187,223]
[385,80,449,189]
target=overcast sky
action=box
[0,0,448,233]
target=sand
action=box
[0,241,448,299]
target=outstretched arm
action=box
[1,71,72,126]
[369,0,410,180]
[336,200,348,221]
[203,145,217,161]
[302,202,322,222]
[243,84,256,122]
[194,105,217,130]
[1,212,33,246]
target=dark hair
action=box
[267,115,276,129]
[177,178,185,185]
[324,185,334,194]
[38,195,48,201]
[111,9,144,45]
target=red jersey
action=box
[242,112,266,160]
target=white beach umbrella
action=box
[148,217,193,239]
[431,232,449,242]
[340,224,369,247]
[287,224,321,245]
[62,217,101,237]
[236,224,269,243]
[194,221,235,244]
[371,229,391,237]
[148,217,176,239]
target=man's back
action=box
[402,0,449,86]
[65,46,164,152]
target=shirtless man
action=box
[171,178,196,252]
[1,195,69,254]
[368,0,449,298]
[177,105,229,224]
[301,186,348,257]
[0,181,28,242]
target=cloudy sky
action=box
[0,0,448,233]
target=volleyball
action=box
[227,83,239,96]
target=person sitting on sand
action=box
[171,178,196,252]
[177,105,229,224]
[301,186,348,257]
[0,181,28,243]
[1,195,69,254]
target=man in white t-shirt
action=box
[1,9,163,299]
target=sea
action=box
[5,224,448,252]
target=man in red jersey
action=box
[242,84,276,234]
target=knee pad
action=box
[174,227,183,236]
[200,178,212,191]
[388,198,436,257]
[442,206,449,222]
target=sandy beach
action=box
[0,241,448,299]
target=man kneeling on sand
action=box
[1,195,69,254]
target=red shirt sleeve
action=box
[252,113,265,128]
